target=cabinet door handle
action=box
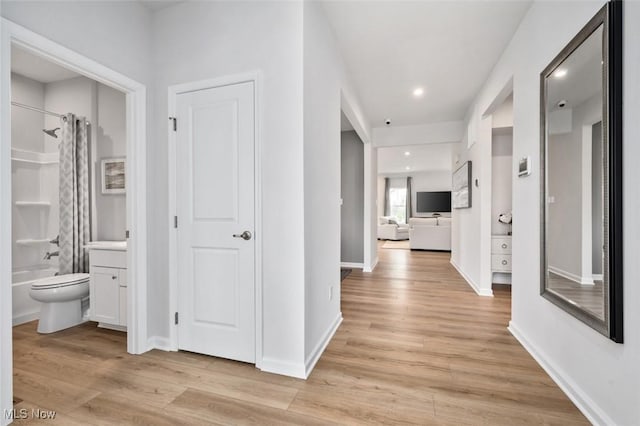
[501,243,508,249]
[501,260,508,266]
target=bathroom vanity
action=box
[86,241,127,331]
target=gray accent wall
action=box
[341,130,364,264]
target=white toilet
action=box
[29,273,90,334]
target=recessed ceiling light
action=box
[404,151,411,156]
[405,166,411,171]
[413,87,424,97]
[553,69,567,78]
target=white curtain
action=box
[59,114,90,274]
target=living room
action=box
[377,143,456,251]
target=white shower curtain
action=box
[59,114,90,274]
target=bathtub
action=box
[12,267,58,326]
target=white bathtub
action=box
[12,267,58,326]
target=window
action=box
[389,187,407,224]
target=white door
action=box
[176,81,255,363]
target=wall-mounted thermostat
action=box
[518,156,532,177]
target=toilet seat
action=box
[31,273,90,290]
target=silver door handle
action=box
[233,231,252,241]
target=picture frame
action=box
[101,158,126,194]
[452,161,472,209]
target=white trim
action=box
[592,273,603,281]
[167,72,263,368]
[340,262,363,269]
[0,22,148,422]
[548,265,595,285]
[12,312,39,327]
[450,259,493,297]
[363,255,378,273]
[147,336,173,352]
[304,314,342,378]
[260,358,306,379]
[508,321,614,426]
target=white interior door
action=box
[176,81,255,363]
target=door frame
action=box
[0,19,149,421]
[167,72,263,368]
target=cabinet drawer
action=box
[492,254,512,272]
[90,249,126,268]
[491,237,512,254]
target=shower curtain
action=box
[59,114,90,274]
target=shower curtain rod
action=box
[11,101,66,119]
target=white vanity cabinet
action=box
[491,235,512,273]
[88,244,127,331]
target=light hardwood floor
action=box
[12,246,587,425]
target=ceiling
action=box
[323,1,531,128]
[378,143,454,175]
[546,25,603,112]
[12,46,80,83]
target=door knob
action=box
[233,231,252,241]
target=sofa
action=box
[408,217,451,251]
[378,217,409,240]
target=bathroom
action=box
[11,45,128,336]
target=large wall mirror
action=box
[540,1,623,342]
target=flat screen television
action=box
[416,191,451,213]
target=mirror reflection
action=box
[544,25,606,320]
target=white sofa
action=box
[408,217,451,251]
[378,217,409,240]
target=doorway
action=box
[1,19,148,420]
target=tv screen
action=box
[416,191,451,213]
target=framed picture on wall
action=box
[452,161,471,209]
[101,158,126,194]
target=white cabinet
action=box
[89,247,127,330]
[491,235,512,273]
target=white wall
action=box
[373,121,464,147]
[95,84,126,241]
[491,130,512,236]
[460,1,640,423]
[153,1,306,373]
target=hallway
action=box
[11,246,587,424]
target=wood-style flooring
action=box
[12,246,587,424]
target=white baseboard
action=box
[363,256,378,273]
[548,265,595,285]
[260,357,306,379]
[592,274,603,281]
[12,311,39,326]
[492,272,512,285]
[450,259,493,297]
[341,262,364,269]
[508,321,613,426]
[147,336,173,352]
[304,313,342,378]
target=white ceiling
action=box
[378,143,454,175]
[12,46,80,83]
[546,25,603,111]
[323,1,532,128]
